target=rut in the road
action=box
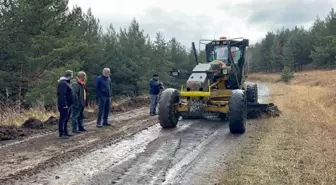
[82,119,223,185]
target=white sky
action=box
[68,0,336,47]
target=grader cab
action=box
[158,37,274,134]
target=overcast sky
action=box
[68,0,335,47]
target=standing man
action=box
[71,71,88,133]
[96,68,112,127]
[57,70,74,139]
[149,74,163,116]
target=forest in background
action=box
[1,0,335,108]
[0,0,196,108]
[247,8,336,73]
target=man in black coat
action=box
[57,70,74,139]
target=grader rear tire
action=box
[158,88,180,128]
[228,89,247,134]
[247,83,258,103]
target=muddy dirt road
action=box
[0,83,271,185]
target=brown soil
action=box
[0,126,26,141]
[22,118,44,129]
[111,96,149,112]
[0,107,157,184]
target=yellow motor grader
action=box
[157,37,273,134]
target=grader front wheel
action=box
[228,89,247,134]
[158,88,180,128]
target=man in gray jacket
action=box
[71,71,88,133]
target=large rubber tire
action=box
[228,89,247,134]
[246,84,258,103]
[180,113,201,119]
[218,113,228,121]
[158,88,180,128]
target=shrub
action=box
[280,66,294,83]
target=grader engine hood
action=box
[186,73,207,90]
[186,63,212,91]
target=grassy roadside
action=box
[0,103,56,127]
[248,70,336,87]
[0,96,149,127]
[0,96,149,141]
[219,71,336,185]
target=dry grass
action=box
[248,70,336,87]
[220,71,336,185]
[248,72,281,83]
[0,95,148,127]
[0,101,56,127]
[85,95,148,112]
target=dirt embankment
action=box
[0,96,149,141]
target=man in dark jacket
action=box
[57,70,74,139]
[71,71,88,133]
[96,68,112,127]
[149,74,163,116]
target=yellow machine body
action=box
[176,65,233,114]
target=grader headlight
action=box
[222,68,228,75]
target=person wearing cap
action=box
[71,71,88,133]
[149,74,163,116]
[57,70,74,139]
[95,68,113,127]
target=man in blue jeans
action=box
[149,74,163,116]
[96,68,112,127]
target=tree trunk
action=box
[18,60,23,102]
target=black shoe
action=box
[72,130,81,134]
[97,125,102,128]
[150,112,155,116]
[65,133,73,137]
[59,135,69,139]
[79,128,87,132]
[103,123,112,126]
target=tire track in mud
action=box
[162,128,221,185]
[26,118,225,185]
[23,122,194,185]
[0,108,159,185]
[101,119,223,185]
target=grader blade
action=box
[247,102,270,111]
[247,103,280,119]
